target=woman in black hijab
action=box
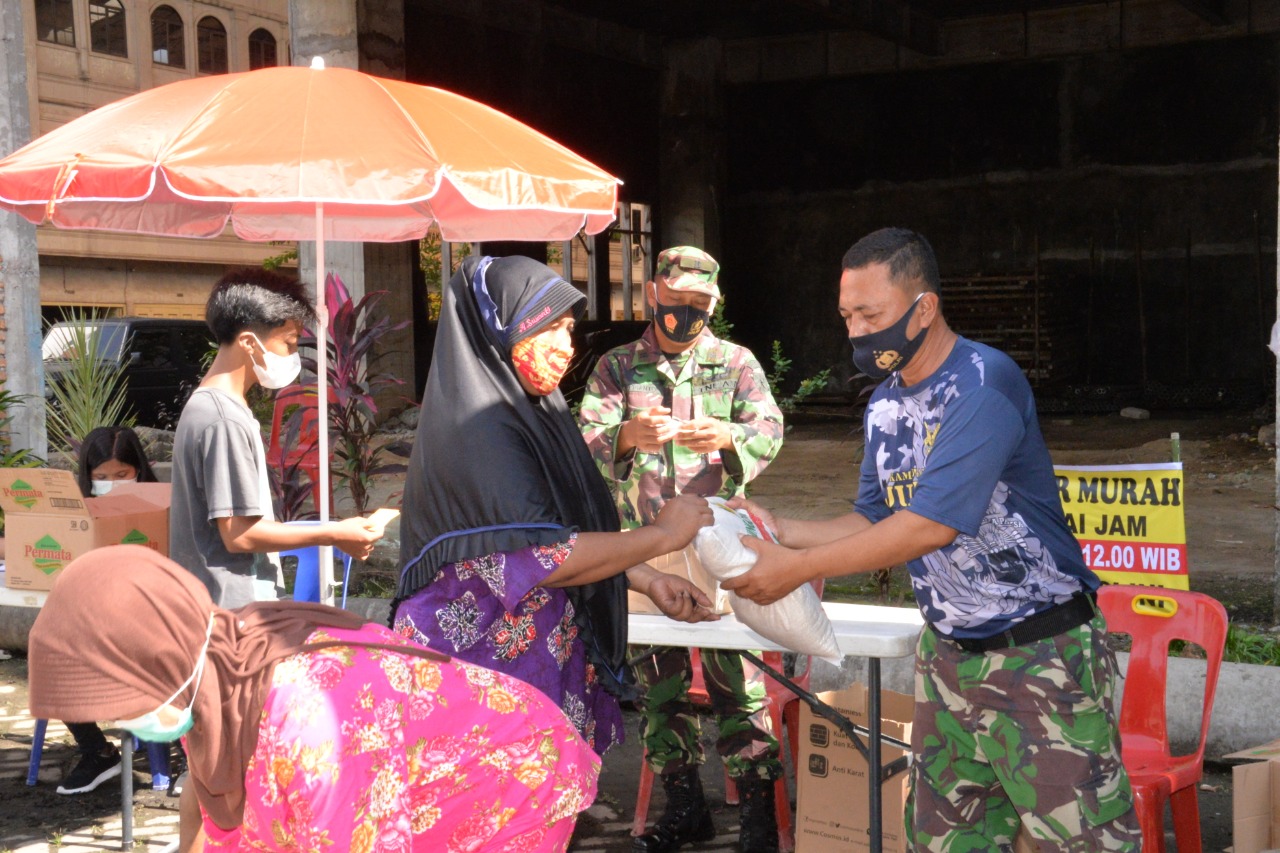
[394,255,716,754]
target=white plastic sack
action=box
[693,498,842,664]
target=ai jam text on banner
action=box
[1054,462,1188,591]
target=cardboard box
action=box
[796,683,914,853]
[627,545,731,615]
[1227,737,1280,853]
[0,469,170,591]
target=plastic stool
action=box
[26,720,169,789]
[24,718,48,786]
[283,540,322,602]
[281,520,354,605]
[145,740,171,790]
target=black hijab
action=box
[397,254,630,691]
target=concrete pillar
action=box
[289,0,417,414]
[0,0,46,458]
[357,0,404,78]
[289,0,365,308]
[659,39,725,257]
[289,1,360,70]
[356,0,415,415]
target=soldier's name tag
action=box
[691,375,736,394]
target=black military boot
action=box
[632,768,717,852]
[736,777,779,853]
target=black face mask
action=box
[849,294,926,380]
[654,300,710,344]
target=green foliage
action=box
[823,567,914,606]
[199,338,218,372]
[301,273,412,517]
[0,390,43,469]
[1120,623,1280,667]
[261,244,299,271]
[267,412,319,523]
[346,564,398,598]
[246,385,277,435]
[419,229,473,322]
[710,298,829,413]
[767,340,833,414]
[43,311,136,462]
[709,298,734,340]
[0,390,45,536]
[1222,624,1280,666]
[766,340,791,398]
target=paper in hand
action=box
[366,507,400,533]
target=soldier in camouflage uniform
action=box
[722,229,1140,852]
[579,246,786,853]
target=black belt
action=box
[936,591,1098,654]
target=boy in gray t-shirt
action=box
[170,268,382,609]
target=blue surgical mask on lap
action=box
[115,615,213,742]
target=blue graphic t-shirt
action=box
[854,337,1098,638]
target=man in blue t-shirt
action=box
[724,228,1140,852]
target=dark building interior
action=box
[403,0,1279,411]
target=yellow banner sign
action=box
[1053,462,1188,590]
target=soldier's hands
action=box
[719,537,806,605]
[647,574,720,623]
[621,406,682,453]
[673,417,733,453]
[653,494,714,551]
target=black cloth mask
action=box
[849,294,927,380]
[654,301,710,344]
[396,255,632,695]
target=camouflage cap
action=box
[654,246,721,299]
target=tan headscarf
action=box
[28,545,441,830]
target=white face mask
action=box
[248,333,302,390]
[91,478,136,496]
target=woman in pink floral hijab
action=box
[29,545,599,852]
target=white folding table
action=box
[629,602,924,853]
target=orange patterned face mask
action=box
[511,335,574,395]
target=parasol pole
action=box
[315,200,336,606]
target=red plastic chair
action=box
[1097,586,1228,853]
[631,579,823,852]
[266,386,324,512]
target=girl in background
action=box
[76,425,158,497]
[56,425,160,795]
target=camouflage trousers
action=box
[633,646,782,781]
[906,614,1141,852]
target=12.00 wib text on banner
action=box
[1053,462,1187,591]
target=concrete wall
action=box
[722,35,1280,407]
[404,9,661,213]
[397,4,1280,409]
[402,7,662,385]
